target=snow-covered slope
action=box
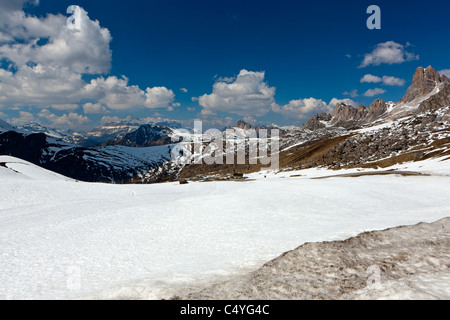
[0,157,449,300]
[382,83,444,121]
[0,156,72,181]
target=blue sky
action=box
[0,0,449,130]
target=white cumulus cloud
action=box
[361,74,382,83]
[361,74,405,86]
[381,76,406,86]
[38,109,89,128]
[51,104,80,111]
[9,110,35,126]
[0,2,177,117]
[0,64,86,107]
[343,89,359,98]
[0,5,112,74]
[363,88,386,97]
[198,70,276,117]
[82,103,108,114]
[439,69,450,78]
[360,41,419,68]
[145,87,176,109]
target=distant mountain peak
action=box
[103,124,173,147]
[401,65,449,103]
[0,119,15,133]
[235,120,253,130]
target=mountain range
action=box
[13,119,183,147]
[1,65,449,183]
[178,65,450,179]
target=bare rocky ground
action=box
[171,218,450,300]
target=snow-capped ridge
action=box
[303,66,450,132]
[18,122,76,140]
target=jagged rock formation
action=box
[402,66,449,103]
[366,99,388,121]
[331,99,387,128]
[331,104,361,124]
[304,66,449,132]
[180,65,450,180]
[303,113,332,131]
[419,81,450,113]
[235,120,253,130]
[306,99,388,130]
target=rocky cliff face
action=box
[418,82,450,113]
[304,66,450,131]
[366,99,388,121]
[235,120,254,130]
[303,113,332,131]
[325,99,388,129]
[331,104,359,123]
[401,66,449,103]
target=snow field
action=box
[1,156,450,299]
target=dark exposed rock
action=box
[235,120,253,130]
[331,104,358,123]
[0,131,47,164]
[418,82,450,113]
[356,105,368,119]
[303,113,332,131]
[401,66,449,103]
[366,99,388,121]
[329,100,387,128]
